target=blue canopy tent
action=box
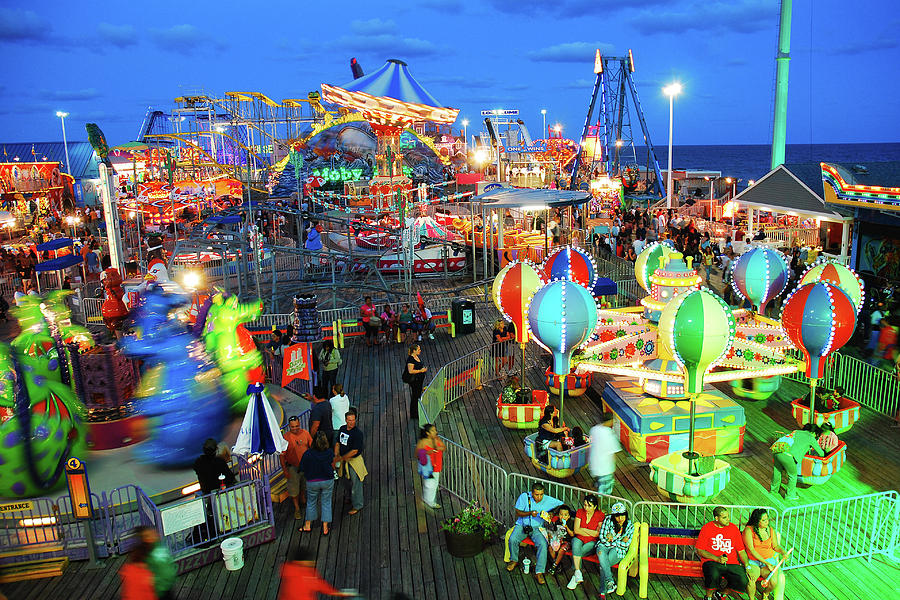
[34,253,83,293]
[592,277,618,297]
[35,237,74,252]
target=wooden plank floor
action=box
[4,303,900,600]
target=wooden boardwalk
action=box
[5,304,900,600]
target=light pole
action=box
[541,109,547,139]
[704,175,720,221]
[56,111,70,174]
[461,119,469,168]
[725,177,738,227]
[663,83,682,209]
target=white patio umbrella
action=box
[232,383,288,456]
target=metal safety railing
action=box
[507,473,632,521]
[631,501,778,566]
[763,226,819,248]
[784,350,900,419]
[154,478,274,556]
[779,491,900,568]
[439,439,512,525]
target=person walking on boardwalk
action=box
[589,413,621,495]
[770,424,823,500]
[281,415,312,520]
[334,409,366,515]
[506,482,563,585]
[299,431,336,535]
[137,526,176,600]
[743,508,788,600]
[695,506,752,600]
[279,548,356,600]
[594,502,634,598]
[416,423,446,509]
[119,532,158,600]
[404,343,427,420]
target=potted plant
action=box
[441,502,501,558]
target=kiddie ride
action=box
[573,244,805,502]
[491,248,601,478]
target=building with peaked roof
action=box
[732,162,853,260]
[0,141,102,206]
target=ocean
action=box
[636,142,900,191]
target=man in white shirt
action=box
[633,236,646,256]
[588,413,621,495]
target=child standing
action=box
[546,505,574,575]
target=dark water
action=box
[636,142,900,191]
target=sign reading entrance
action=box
[0,501,34,514]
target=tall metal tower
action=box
[570,50,664,196]
[770,0,792,170]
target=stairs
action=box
[0,543,68,583]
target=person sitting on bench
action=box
[695,506,752,600]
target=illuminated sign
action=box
[65,457,93,520]
[310,167,364,183]
[481,109,519,116]
[503,142,548,153]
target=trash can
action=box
[451,298,476,335]
[220,537,244,570]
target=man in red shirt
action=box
[695,506,751,599]
[281,416,312,520]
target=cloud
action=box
[421,0,465,12]
[629,1,777,35]
[0,8,48,42]
[97,23,137,48]
[338,19,440,58]
[831,37,899,56]
[488,0,666,17]
[350,18,397,36]
[421,75,496,90]
[41,88,102,102]
[149,24,222,53]
[562,78,597,90]
[528,42,614,63]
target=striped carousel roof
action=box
[321,59,459,125]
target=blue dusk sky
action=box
[0,0,897,147]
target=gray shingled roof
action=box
[733,164,849,222]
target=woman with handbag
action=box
[415,423,445,509]
[318,340,342,395]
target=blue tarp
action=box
[207,215,243,224]
[592,277,618,297]
[35,237,74,251]
[34,254,82,272]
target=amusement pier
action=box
[1,2,899,600]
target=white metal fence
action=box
[763,226,819,248]
[785,350,900,419]
[779,491,900,568]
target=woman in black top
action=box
[298,431,336,535]
[537,405,568,453]
[406,343,427,420]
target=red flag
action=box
[282,342,312,386]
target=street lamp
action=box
[663,82,682,209]
[461,119,469,165]
[704,175,721,221]
[56,111,70,174]
[541,109,547,139]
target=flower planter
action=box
[444,529,484,558]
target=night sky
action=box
[1,1,897,147]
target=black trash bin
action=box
[451,298,476,335]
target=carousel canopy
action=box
[35,253,82,272]
[36,237,74,251]
[321,59,459,126]
[478,188,591,209]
